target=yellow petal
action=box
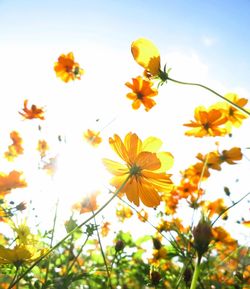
[131,38,160,76]
[102,159,128,176]
[142,136,162,152]
[155,152,174,172]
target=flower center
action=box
[129,164,142,176]
[137,92,143,100]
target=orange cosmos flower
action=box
[220,147,242,164]
[182,162,210,185]
[37,140,49,158]
[72,191,99,214]
[196,151,222,171]
[103,132,174,207]
[54,52,84,83]
[131,38,161,77]
[0,171,27,199]
[83,129,102,147]
[125,76,158,111]
[19,99,45,120]
[4,131,24,161]
[100,222,111,237]
[184,106,228,137]
[203,198,228,220]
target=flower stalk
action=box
[8,175,131,289]
[190,256,201,289]
[166,76,250,116]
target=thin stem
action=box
[67,235,89,273]
[211,192,250,227]
[43,199,59,286]
[8,175,131,289]
[190,256,201,289]
[167,77,250,116]
[8,266,19,289]
[92,211,113,289]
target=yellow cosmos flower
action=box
[103,132,174,207]
[125,76,158,111]
[0,245,46,266]
[131,38,161,77]
[213,93,249,131]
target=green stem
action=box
[167,77,250,116]
[190,256,201,289]
[92,211,113,289]
[8,175,131,289]
[43,199,59,287]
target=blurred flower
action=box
[41,156,57,176]
[103,132,173,207]
[137,208,148,222]
[220,147,242,164]
[100,222,111,237]
[131,38,161,77]
[212,226,237,253]
[19,99,45,120]
[181,162,210,185]
[54,52,84,82]
[116,203,133,222]
[0,245,46,266]
[184,106,227,137]
[214,93,249,130]
[72,191,99,214]
[11,221,37,245]
[0,171,27,199]
[125,76,158,111]
[83,129,102,147]
[4,131,24,161]
[196,151,222,171]
[37,139,49,158]
[15,202,27,212]
[243,220,250,228]
[203,198,228,220]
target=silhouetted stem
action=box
[167,77,250,116]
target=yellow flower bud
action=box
[131,38,161,76]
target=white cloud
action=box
[202,35,216,47]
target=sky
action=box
[0,0,249,242]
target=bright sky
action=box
[0,0,249,242]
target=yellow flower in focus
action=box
[125,76,158,111]
[54,52,84,82]
[131,38,161,77]
[184,106,228,137]
[0,245,46,266]
[103,132,174,207]
[83,129,102,147]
